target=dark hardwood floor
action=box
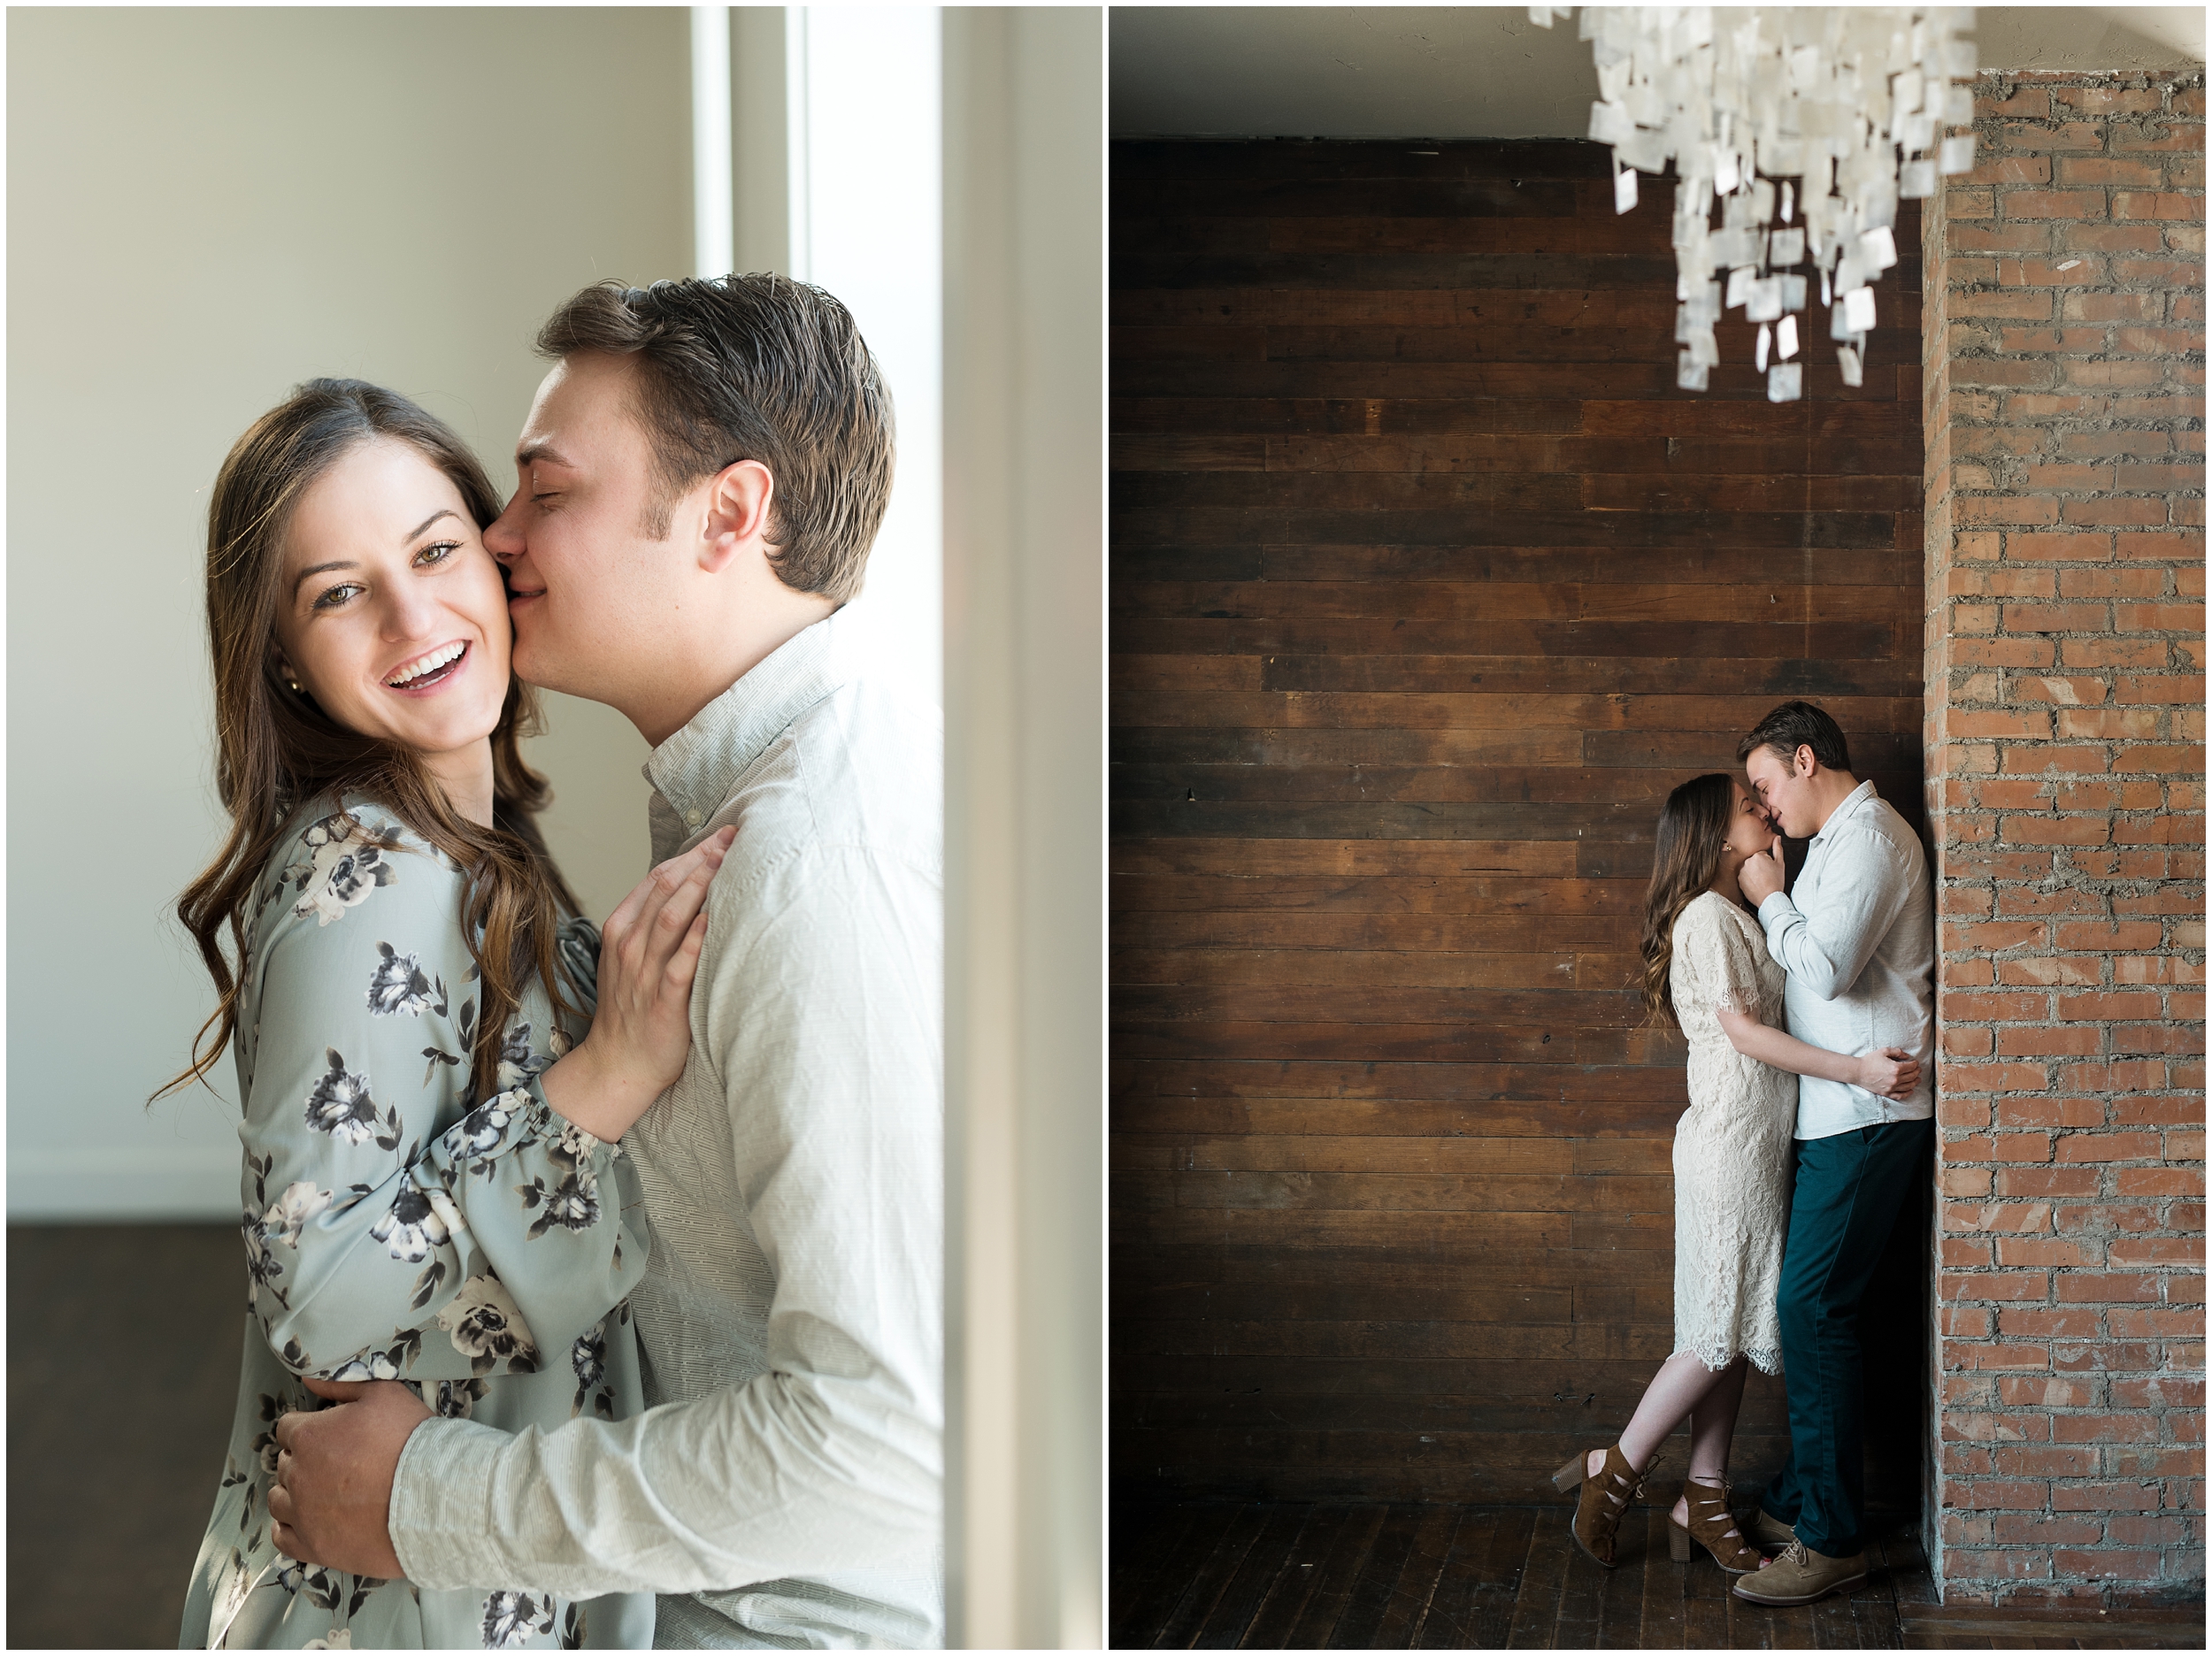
[8,1223,244,1649]
[1111,1498,2207,1650]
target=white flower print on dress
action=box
[518,1165,601,1238]
[326,1348,404,1382]
[242,1213,288,1313]
[570,1319,610,1418]
[304,1633,353,1650]
[369,1184,452,1263]
[366,942,436,1017]
[481,1591,555,1648]
[289,813,400,926]
[303,1048,402,1149]
[214,1546,254,1629]
[275,1556,346,1613]
[250,1392,288,1480]
[548,1118,603,1167]
[553,918,600,1019]
[437,1273,539,1375]
[494,1022,541,1092]
[431,1376,489,1418]
[262,1180,334,1247]
[427,1184,468,1239]
[446,1088,529,1159]
[572,1322,606,1388]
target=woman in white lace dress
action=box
[1551,772,1921,1574]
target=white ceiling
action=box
[1110,6,2208,139]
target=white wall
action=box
[718,6,944,709]
[790,6,946,710]
[719,12,1106,1637]
[7,7,689,1220]
[942,8,1103,1645]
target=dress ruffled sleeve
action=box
[234,804,645,1384]
[1701,901,1769,1021]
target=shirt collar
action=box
[1809,777,1878,846]
[643,610,850,829]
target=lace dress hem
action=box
[1670,1340,1785,1378]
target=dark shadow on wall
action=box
[8,1224,241,1648]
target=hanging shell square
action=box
[1536,4,1978,392]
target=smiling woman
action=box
[163,377,731,1647]
[274,441,514,826]
[173,380,577,1100]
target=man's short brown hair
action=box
[536,275,895,604]
[1736,699,1854,773]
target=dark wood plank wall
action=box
[1109,139,1928,1507]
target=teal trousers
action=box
[1760,1116,1934,1558]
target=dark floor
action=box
[9,1223,243,1649]
[1111,1499,2207,1650]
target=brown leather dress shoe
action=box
[1744,1506,1798,1552]
[1730,1538,1869,1606]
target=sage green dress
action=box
[179,798,654,1649]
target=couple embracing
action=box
[1554,701,1936,1610]
[171,276,941,1648]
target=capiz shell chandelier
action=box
[1532,5,1978,401]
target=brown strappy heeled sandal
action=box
[1668,1477,1764,1574]
[1550,1445,1643,1568]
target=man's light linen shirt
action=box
[389,611,944,1647]
[1755,778,1936,1142]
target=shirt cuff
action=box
[1755,891,1797,932]
[388,1414,518,1592]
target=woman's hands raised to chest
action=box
[540,825,737,1142]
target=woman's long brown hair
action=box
[1637,772,1738,1031]
[158,380,583,1104]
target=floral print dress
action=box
[179,801,653,1650]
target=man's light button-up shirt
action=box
[1753,778,1937,1142]
[387,610,945,1647]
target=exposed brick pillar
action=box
[1923,71,2207,1606]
